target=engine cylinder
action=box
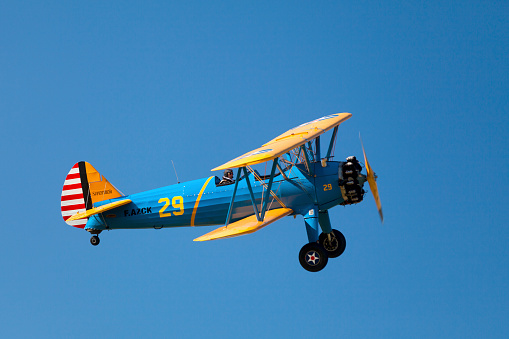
[339,156,364,205]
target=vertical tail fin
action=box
[61,161,124,228]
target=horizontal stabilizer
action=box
[66,199,132,222]
[194,208,293,241]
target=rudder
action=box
[61,161,124,228]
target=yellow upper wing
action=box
[212,113,352,171]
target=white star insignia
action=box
[307,251,319,265]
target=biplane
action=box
[60,113,382,272]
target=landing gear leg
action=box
[299,207,328,272]
[304,208,319,243]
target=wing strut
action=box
[242,167,261,222]
[307,142,315,162]
[246,165,286,209]
[326,126,338,161]
[224,168,242,227]
[259,159,279,220]
[300,145,313,176]
[275,162,288,180]
[315,136,321,160]
[224,159,284,227]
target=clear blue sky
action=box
[1,1,508,338]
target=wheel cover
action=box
[305,250,320,266]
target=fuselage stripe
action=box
[191,176,214,226]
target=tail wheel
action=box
[319,229,346,258]
[299,243,328,272]
[90,235,100,246]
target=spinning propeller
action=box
[360,134,384,223]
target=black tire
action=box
[299,243,328,272]
[319,229,346,258]
[90,235,100,246]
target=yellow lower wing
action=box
[66,199,132,221]
[194,208,293,241]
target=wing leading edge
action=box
[212,113,352,171]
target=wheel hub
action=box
[323,236,338,252]
[306,251,320,265]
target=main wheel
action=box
[90,235,100,246]
[319,229,346,258]
[299,243,328,272]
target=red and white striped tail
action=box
[61,162,89,228]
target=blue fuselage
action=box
[85,161,366,232]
